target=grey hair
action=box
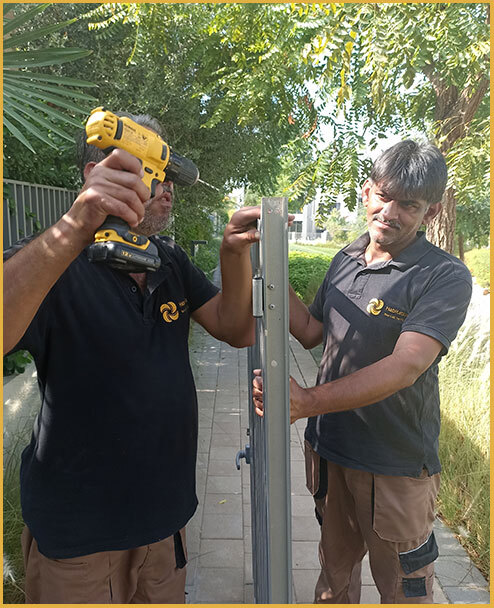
[76,111,167,182]
[370,140,448,205]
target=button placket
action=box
[348,271,370,299]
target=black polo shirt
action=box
[5,235,219,558]
[306,232,472,477]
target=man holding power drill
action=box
[4,112,259,604]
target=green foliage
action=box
[3,392,38,603]
[30,2,300,244]
[322,208,349,242]
[4,3,488,247]
[464,248,490,289]
[3,3,97,153]
[4,460,25,603]
[320,204,368,246]
[437,318,490,577]
[193,237,222,280]
[289,251,332,305]
[4,131,81,187]
[180,3,489,240]
[456,197,490,250]
[3,351,32,376]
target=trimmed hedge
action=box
[289,251,333,305]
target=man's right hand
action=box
[65,149,151,245]
[3,149,150,354]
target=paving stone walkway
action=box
[185,321,490,604]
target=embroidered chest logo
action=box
[160,299,188,323]
[367,298,384,315]
[367,298,408,322]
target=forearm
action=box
[3,215,90,353]
[217,244,255,346]
[294,350,421,420]
[289,285,322,348]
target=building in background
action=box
[289,188,358,242]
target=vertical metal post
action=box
[242,197,292,603]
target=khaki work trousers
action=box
[305,442,440,604]
[21,526,187,604]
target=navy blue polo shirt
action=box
[306,232,472,477]
[5,235,219,558]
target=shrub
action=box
[464,248,490,289]
[193,237,221,279]
[3,351,32,377]
[289,251,333,305]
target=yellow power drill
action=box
[85,107,199,272]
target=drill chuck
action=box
[165,151,200,186]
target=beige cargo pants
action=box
[21,526,187,604]
[305,441,440,604]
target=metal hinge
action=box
[252,276,263,317]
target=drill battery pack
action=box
[87,216,161,273]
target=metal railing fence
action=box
[3,180,77,250]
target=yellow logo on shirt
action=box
[367,298,384,315]
[160,301,180,323]
[160,299,188,323]
[367,298,408,321]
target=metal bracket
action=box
[235,444,251,470]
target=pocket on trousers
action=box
[372,471,438,543]
[38,555,96,603]
[399,532,439,575]
[402,576,428,598]
[305,440,326,497]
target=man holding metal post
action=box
[253,140,472,603]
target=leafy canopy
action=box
[3,3,97,153]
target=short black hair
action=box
[370,140,448,205]
[76,111,167,182]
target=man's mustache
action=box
[372,214,401,230]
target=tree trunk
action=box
[457,232,465,262]
[426,187,456,253]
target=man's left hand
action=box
[221,206,261,254]
[221,206,295,254]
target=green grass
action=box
[3,426,31,603]
[289,242,341,258]
[464,248,490,288]
[437,321,490,578]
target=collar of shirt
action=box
[342,231,434,271]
